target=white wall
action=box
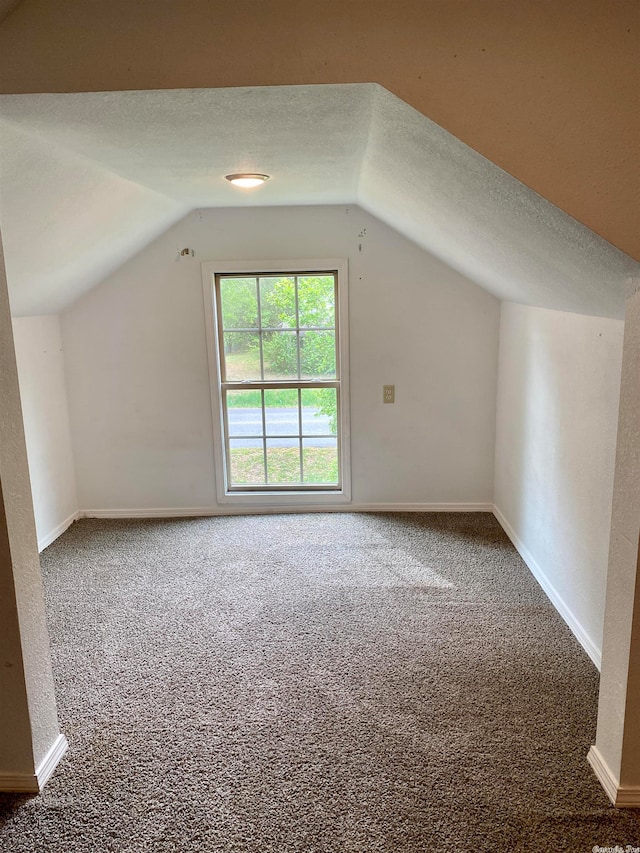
[61,205,500,512]
[494,302,624,666]
[12,315,78,550]
[0,239,65,791]
[592,288,640,796]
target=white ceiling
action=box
[0,83,637,317]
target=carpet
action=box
[1,512,638,851]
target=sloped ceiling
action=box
[0,84,637,318]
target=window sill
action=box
[218,489,351,506]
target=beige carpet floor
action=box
[1,512,639,851]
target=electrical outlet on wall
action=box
[383,385,395,404]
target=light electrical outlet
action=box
[383,384,395,404]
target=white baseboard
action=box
[38,511,81,552]
[588,745,619,804]
[493,504,602,670]
[0,772,40,793]
[82,507,220,519]
[36,733,68,790]
[0,733,68,793]
[353,503,493,513]
[588,745,640,807]
[81,502,493,519]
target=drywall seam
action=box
[493,504,601,669]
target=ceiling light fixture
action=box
[225,173,270,188]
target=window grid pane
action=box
[262,330,298,380]
[266,439,302,485]
[255,280,265,381]
[302,438,339,485]
[220,277,258,330]
[295,278,302,379]
[298,275,336,329]
[264,388,299,436]
[228,438,265,486]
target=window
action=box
[202,260,350,504]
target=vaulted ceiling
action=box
[1,84,637,318]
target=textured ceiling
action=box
[1,0,637,260]
[0,84,637,317]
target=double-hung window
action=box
[202,260,350,504]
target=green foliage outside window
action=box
[220,274,338,429]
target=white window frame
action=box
[202,259,351,506]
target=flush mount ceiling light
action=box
[225,173,270,188]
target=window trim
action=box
[202,259,351,506]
